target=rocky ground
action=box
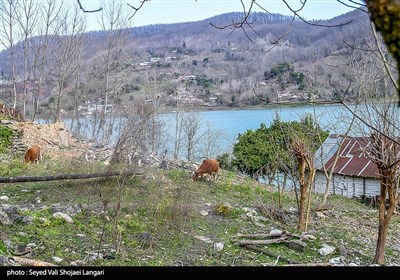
[5,120,113,162]
[2,120,198,171]
[1,121,400,267]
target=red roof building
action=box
[314,134,381,198]
[315,134,379,179]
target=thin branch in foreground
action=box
[77,0,102,13]
[337,0,368,12]
[127,0,150,20]
[252,80,400,147]
[209,0,260,41]
[282,0,353,27]
[339,101,400,146]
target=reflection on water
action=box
[39,103,369,161]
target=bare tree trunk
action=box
[54,80,64,123]
[373,175,398,264]
[173,110,181,160]
[373,209,389,264]
[293,139,315,232]
[16,0,38,119]
[1,0,19,109]
[320,132,351,207]
[182,113,202,161]
[277,172,282,208]
[30,0,63,122]
[305,168,316,232]
[297,158,307,231]
[93,0,131,146]
[282,172,287,190]
[50,3,85,123]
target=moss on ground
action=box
[0,162,399,266]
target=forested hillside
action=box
[0,9,372,121]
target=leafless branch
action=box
[342,40,397,71]
[211,0,353,49]
[369,20,399,91]
[340,101,400,146]
[210,0,261,41]
[337,0,368,12]
[282,0,353,27]
[260,17,295,52]
[253,78,400,146]
[77,0,102,13]
[127,0,150,20]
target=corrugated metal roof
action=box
[314,134,379,179]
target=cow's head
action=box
[191,171,198,182]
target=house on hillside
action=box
[313,134,381,198]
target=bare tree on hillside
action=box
[349,52,400,264]
[178,111,225,162]
[111,101,165,164]
[304,49,358,208]
[317,120,355,208]
[0,0,19,109]
[86,0,132,146]
[140,69,162,154]
[49,3,86,123]
[201,122,226,159]
[291,137,315,232]
[354,95,400,265]
[210,0,400,101]
[173,89,183,161]
[343,13,400,264]
[15,0,39,118]
[181,113,202,162]
[30,0,63,122]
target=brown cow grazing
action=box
[192,158,219,182]
[24,145,42,164]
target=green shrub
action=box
[0,159,25,176]
[0,125,12,153]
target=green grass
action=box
[0,161,399,266]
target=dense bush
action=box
[0,125,12,154]
[232,113,329,178]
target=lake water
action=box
[160,103,357,157]
[47,103,361,160]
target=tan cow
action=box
[24,145,42,164]
[192,158,219,182]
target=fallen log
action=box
[235,236,290,246]
[0,169,144,183]
[232,233,285,239]
[283,262,331,267]
[10,256,56,266]
[244,245,296,264]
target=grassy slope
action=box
[0,160,399,267]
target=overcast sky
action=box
[82,0,356,31]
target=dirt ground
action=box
[9,121,91,160]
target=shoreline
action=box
[37,101,347,121]
[149,101,345,114]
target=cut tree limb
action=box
[235,236,290,246]
[231,233,286,239]
[244,245,296,264]
[284,262,331,267]
[10,256,56,266]
[0,169,144,183]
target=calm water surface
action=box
[46,104,359,160]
